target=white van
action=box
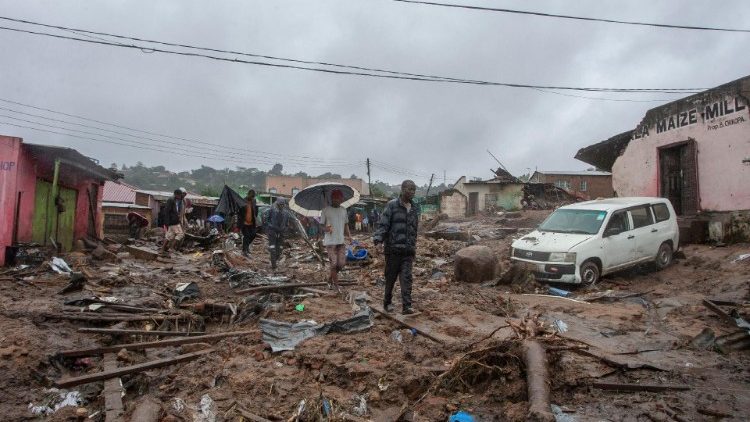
[511,197,679,285]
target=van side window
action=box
[630,206,654,228]
[605,211,630,234]
[652,203,671,222]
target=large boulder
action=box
[454,245,499,283]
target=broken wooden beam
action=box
[59,331,253,357]
[591,382,691,392]
[235,281,355,294]
[369,303,448,344]
[522,340,555,422]
[298,287,334,296]
[55,349,212,388]
[47,313,196,322]
[79,328,205,336]
[234,406,274,422]
[102,354,124,422]
[124,245,159,261]
[702,298,735,325]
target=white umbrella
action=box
[289,182,360,217]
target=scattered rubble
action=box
[0,211,748,420]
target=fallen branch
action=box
[236,281,355,295]
[370,303,447,344]
[522,340,555,422]
[55,349,213,388]
[467,324,510,348]
[59,331,253,357]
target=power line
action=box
[0,18,707,94]
[390,0,750,33]
[0,98,358,165]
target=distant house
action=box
[265,175,370,197]
[453,169,524,215]
[529,170,613,200]
[134,189,219,225]
[101,181,152,235]
[0,135,118,265]
[576,74,750,242]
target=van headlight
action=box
[549,252,576,263]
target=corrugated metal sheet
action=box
[136,189,219,206]
[103,181,138,203]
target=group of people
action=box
[159,180,421,315]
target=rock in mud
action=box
[454,245,499,283]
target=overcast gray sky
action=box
[0,0,748,185]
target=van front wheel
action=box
[580,260,600,286]
[655,242,673,270]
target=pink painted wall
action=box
[0,136,22,266]
[613,93,750,212]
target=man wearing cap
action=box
[238,190,259,257]
[161,189,186,254]
[321,189,351,291]
[373,180,419,315]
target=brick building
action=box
[529,171,613,200]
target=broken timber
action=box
[55,349,212,388]
[102,354,124,422]
[591,382,691,392]
[47,313,196,322]
[370,303,449,344]
[79,328,206,336]
[59,331,252,357]
[522,340,555,422]
[235,281,355,294]
[124,245,159,261]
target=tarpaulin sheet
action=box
[260,296,373,352]
[214,185,246,216]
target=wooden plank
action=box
[102,354,124,422]
[125,245,159,261]
[369,303,448,344]
[47,313,194,322]
[591,382,691,392]
[703,299,735,325]
[298,287,333,296]
[235,406,274,422]
[55,349,212,388]
[59,331,253,357]
[79,328,205,336]
[235,281,355,294]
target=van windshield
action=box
[538,209,607,235]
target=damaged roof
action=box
[24,142,120,181]
[575,74,750,171]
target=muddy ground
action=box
[1,210,749,421]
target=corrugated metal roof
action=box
[536,171,612,176]
[102,202,151,209]
[103,181,138,203]
[136,189,219,206]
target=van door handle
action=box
[651,228,658,233]
[627,235,635,239]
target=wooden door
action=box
[32,180,51,244]
[468,192,479,216]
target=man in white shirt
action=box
[321,189,351,291]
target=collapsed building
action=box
[576,74,750,242]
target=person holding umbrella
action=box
[238,190,259,257]
[373,180,420,315]
[321,189,352,291]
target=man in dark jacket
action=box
[266,198,291,270]
[161,189,185,254]
[238,190,259,257]
[373,180,419,315]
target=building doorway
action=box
[467,192,479,216]
[659,140,697,216]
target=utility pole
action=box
[425,173,435,198]
[443,170,446,186]
[366,158,373,198]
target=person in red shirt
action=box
[238,190,259,257]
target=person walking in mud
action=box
[321,189,351,291]
[238,190,259,257]
[373,180,420,315]
[266,198,291,270]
